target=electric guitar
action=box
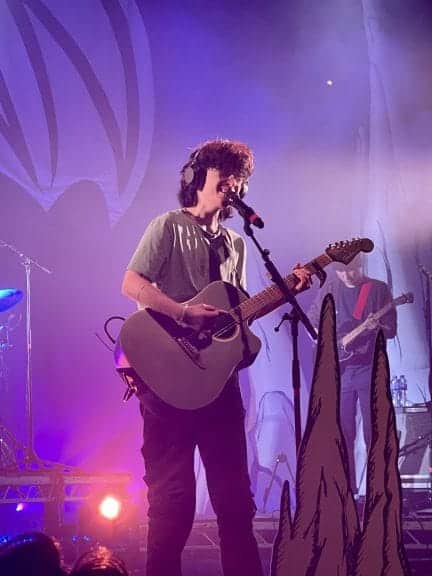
[338,292,414,363]
[115,238,374,409]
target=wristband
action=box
[178,303,189,323]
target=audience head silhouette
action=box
[71,546,128,576]
[0,532,64,576]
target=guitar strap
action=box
[208,234,225,281]
[352,281,372,320]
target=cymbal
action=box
[0,289,23,312]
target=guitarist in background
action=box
[308,254,397,495]
[121,139,310,576]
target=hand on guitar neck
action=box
[293,263,313,292]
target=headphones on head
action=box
[182,149,206,189]
[238,181,248,198]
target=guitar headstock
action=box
[396,292,414,305]
[326,238,374,265]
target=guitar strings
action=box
[212,311,240,338]
[210,273,298,339]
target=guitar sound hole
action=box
[212,312,237,340]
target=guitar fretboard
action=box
[232,253,333,322]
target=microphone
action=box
[225,189,264,229]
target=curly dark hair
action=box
[178,139,254,220]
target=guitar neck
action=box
[341,297,400,347]
[232,252,333,322]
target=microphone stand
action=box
[0,239,52,464]
[240,221,317,453]
[419,265,432,407]
[262,452,294,513]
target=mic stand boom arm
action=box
[240,220,317,454]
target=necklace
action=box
[201,226,221,240]
[182,208,221,239]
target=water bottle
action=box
[399,375,407,407]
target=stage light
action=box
[15,503,25,512]
[78,488,136,542]
[98,496,122,520]
[326,79,333,86]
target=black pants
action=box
[140,377,263,576]
[340,364,372,494]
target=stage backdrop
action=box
[1,0,431,514]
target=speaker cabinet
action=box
[396,403,431,489]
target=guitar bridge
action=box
[145,308,207,369]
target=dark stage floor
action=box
[53,513,432,576]
[1,507,431,575]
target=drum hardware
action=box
[0,312,22,391]
[0,288,23,313]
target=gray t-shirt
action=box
[127,209,247,303]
